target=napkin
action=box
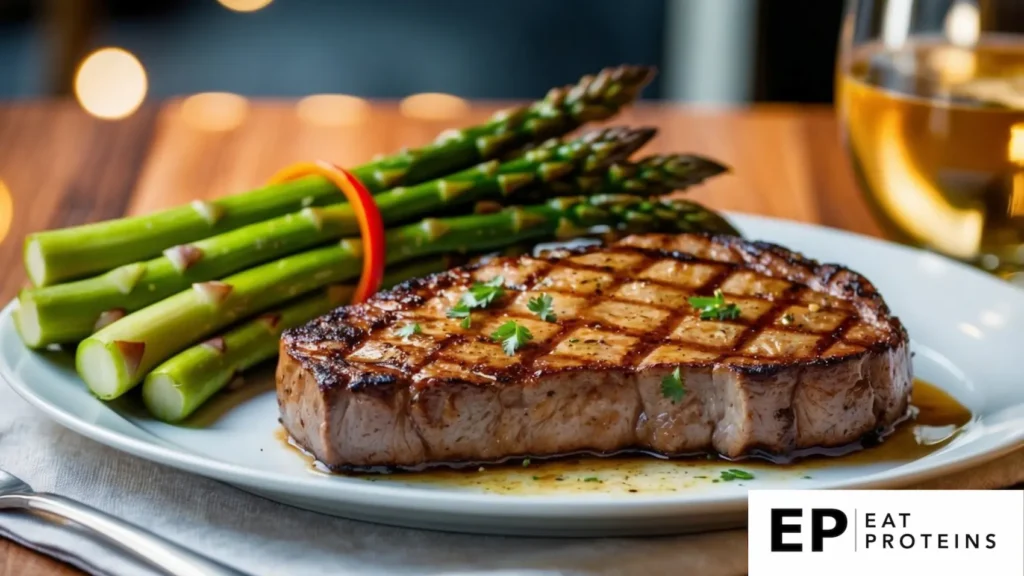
[1,382,1020,576]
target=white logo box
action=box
[749,490,1024,576]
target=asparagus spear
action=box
[142,256,452,423]
[77,194,733,400]
[17,127,655,348]
[26,66,655,287]
[437,153,731,215]
[24,179,340,288]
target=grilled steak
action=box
[277,233,912,470]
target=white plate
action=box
[3,214,1023,537]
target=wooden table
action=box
[0,100,882,574]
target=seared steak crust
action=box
[278,233,912,469]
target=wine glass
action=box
[836,0,1024,285]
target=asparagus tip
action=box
[579,126,657,165]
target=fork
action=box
[0,467,246,576]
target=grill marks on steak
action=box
[278,233,912,470]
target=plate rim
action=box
[3,212,1024,519]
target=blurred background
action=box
[0,0,843,116]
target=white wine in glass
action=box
[837,0,1024,283]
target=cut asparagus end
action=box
[13,298,42,349]
[142,373,188,423]
[77,339,140,399]
[24,238,47,287]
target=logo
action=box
[770,507,848,552]
[749,490,1024,575]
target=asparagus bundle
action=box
[78,194,731,400]
[25,66,655,287]
[17,127,656,348]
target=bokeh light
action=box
[399,93,469,121]
[217,0,274,12]
[296,94,370,127]
[944,1,980,48]
[74,48,148,120]
[180,92,250,132]
[926,46,977,86]
[1009,123,1024,165]
[0,179,12,245]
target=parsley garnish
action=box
[465,275,506,307]
[522,458,531,467]
[446,303,472,328]
[660,367,686,403]
[447,276,506,328]
[527,293,556,322]
[583,477,601,483]
[688,289,740,321]
[719,469,755,482]
[396,322,421,339]
[491,320,533,356]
